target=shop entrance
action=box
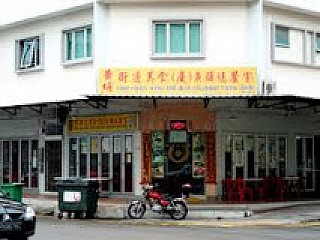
[45,140,62,191]
[68,134,133,194]
[151,123,205,195]
[165,130,192,195]
[296,136,315,191]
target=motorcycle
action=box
[127,183,192,220]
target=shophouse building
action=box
[0,0,320,201]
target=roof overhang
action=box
[86,94,320,111]
[1,94,320,116]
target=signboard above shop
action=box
[98,67,257,97]
[67,114,138,133]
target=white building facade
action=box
[0,0,320,200]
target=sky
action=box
[0,0,320,26]
[0,0,92,25]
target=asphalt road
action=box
[29,217,320,240]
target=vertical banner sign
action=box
[206,132,216,184]
[141,133,152,184]
[99,67,257,97]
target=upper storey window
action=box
[316,33,320,52]
[63,25,92,64]
[275,25,290,47]
[153,20,203,58]
[16,36,43,71]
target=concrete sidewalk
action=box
[23,196,320,227]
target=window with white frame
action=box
[153,20,202,57]
[16,36,42,70]
[275,25,290,47]
[63,25,92,63]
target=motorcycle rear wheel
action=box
[170,201,188,220]
[128,202,146,219]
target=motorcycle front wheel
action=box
[170,201,188,220]
[127,201,146,219]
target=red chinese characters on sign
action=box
[206,71,214,81]
[102,69,113,92]
[119,71,129,82]
[132,71,142,83]
[243,71,254,83]
[231,70,239,83]
[158,71,169,82]
[103,68,255,85]
[147,71,155,82]
[99,67,257,96]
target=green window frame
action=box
[63,25,92,62]
[153,20,202,56]
[275,25,290,47]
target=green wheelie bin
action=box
[0,183,24,202]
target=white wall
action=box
[264,7,320,97]
[97,3,251,68]
[271,65,320,98]
[0,9,95,105]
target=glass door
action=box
[90,137,98,177]
[125,135,133,192]
[67,135,133,194]
[112,136,123,192]
[112,135,134,193]
[296,136,315,191]
[45,140,62,191]
[3,141,10,183]
[101,136,111,191]
[21,140,29,186]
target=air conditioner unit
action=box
[263,81,276,95]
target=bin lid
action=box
[55,177,99,187]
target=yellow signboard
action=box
[98,67,257,97]
[68,114,138,133]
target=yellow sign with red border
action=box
[67,114,138,133]
[98,67,257,97]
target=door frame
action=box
[296,135,315,192]
[43,136,63,192]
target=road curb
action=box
[85,218,320,228]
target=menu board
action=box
[151,131,165,178]
[234,135,244,166]
[192,133,205,178]
[169,131,187,143]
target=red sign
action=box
[170,120,187,130]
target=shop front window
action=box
[3,141,10,183]
[31,140,38,188]
[12,141,19,182]
[223,134,287,180]
[80,138,88,178]
[101,137,111,191]
[257,136,267,178]
[21,140,29,186]
[0,139,38,187]
[69,138,77,177]
[90,137,98,177]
